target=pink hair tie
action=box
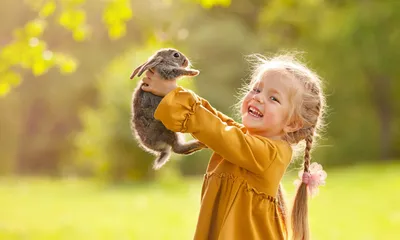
[294,162,327,197]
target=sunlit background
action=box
[0,0,399,239]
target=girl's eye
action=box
[252,88,261,93]
[270,96,280,103]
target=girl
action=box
[141,54,327,240]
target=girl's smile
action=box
[247,105,263,118]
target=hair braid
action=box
[303,127,314,172]
[290,127,315,240]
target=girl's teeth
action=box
[248,107,263,117]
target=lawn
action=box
[0,161,399,240]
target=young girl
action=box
[141,54,327,240]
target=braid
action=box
[290,128,315,240]
[303,127,314,173]
[290,101,320,240]
[284,127,314,145]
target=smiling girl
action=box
[140,53,327,240]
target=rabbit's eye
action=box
[173,52,180,58]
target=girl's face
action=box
[241,70,302,139]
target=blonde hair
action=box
[236,53,327,240]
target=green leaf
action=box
[25,19,47,37]
[102,0,132,38]
[197,0,231,9]
[73,25,90,41]
[118,2,133,20]
[0,82,10,96]
[56,54,78,74]
[0,62,10,73]
[39,1,56,18]
[59,9,85,29]
[103,7,117,25]
[72,9,86,27]
[32,59,48,76]
[59,11,73,29]
[61,61,77,73]
[1,43,21,65]
[109,23,126,40]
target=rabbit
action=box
[129,48,207,170]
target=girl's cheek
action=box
[263,109,276,120]
[243,95,251,106]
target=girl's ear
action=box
[284,118,304,133]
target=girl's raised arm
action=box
[196,95,244,129]
[154,86,288,174]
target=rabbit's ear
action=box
[137,57,162,77]
[130,62,145,79]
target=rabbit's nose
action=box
[182,59,189,67]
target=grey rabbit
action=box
[130,48,206,170]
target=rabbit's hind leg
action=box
[171,133,206,155]
[153,146,171,170]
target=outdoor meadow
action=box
[0,0,399,240]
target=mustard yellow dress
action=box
[154,87,293,240]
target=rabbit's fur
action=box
[130,48,206,170]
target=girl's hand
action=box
[141,70,178,97]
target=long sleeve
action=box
[154,87,280,174]
[196,96,244,129]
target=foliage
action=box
[0,0,230,96]
[0,0,399,180]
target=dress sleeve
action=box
[154,87,279,174]
[196,95,244,129]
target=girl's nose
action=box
[252,94,264,104]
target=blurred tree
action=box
[257,0,400,163]
[0,0,231,97]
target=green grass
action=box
[0,162,399,240]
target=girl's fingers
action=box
[141,77,152,92]
[142,77,151,85]
[145,70,154,78]
[141,83,151,92]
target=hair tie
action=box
[294,162,327,197]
